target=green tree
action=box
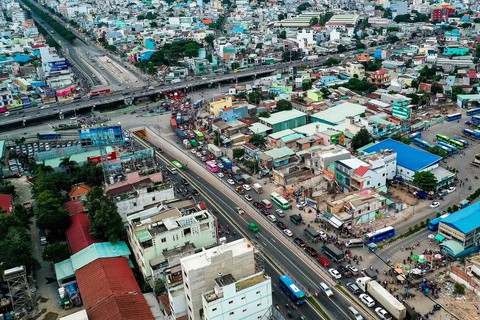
[0,214,22,242]
[412,171,438,192]
[86,187,125,242]
[13,204,31,226]
[337,44,347,53]
[42,242,71,263]
[302,79,313,91]
[0,180,15,197]
[76,162,104,186]
[351,128,373,150]
[205,34,215,46]
[249,134,267,148]
[342,78,377,94]
[232,148,245,159]
[310,17,319,25]
[297,2,311,12]
[451,86,465,100]
[35,190,70,235]
[390,134,411,145]
[454,283,465,295]
[0,227,38,273]
[258,111,270,118]
[248,91,262,104]
[60,156,78,175]
[323,58,340,67]
[33,172,72,196]
[243,160,259,174]
[275,99,292,111]
[153,278,166,296]
[279,30,286,39]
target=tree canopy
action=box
[35,190,70,237]
[412,171,438,192]
[42,242,71,263]
[249,134,267,148]
[351,128,373,150]
[275,99,292,112]
[136,40,202,72]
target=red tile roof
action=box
[65,199,86,216]
[354,166,370,177]
[68,184,91,199]
[76,258,153,320]
[0,194,13,214]
[66,213,99,254]
[377,69,388,75]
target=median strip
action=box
[307,297,331,320]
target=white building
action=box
[175,239,270,320]
[126,202,217,281]
[107,172,176,221]
[296,29,315,54]
[202,271,272,320]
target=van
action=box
[267,215,277,223]
[320,282,333,297]
[290,214,302,225]
[346,239,364,248]
[348,306,364,320]
[261,199,272,209]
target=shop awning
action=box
[328,216,344,229]
[435,234,445,242]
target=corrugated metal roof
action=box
[260,109,306,125]
[135,229,152,242]
[66,213,98,255]
[263,147,295,159]
[363,138,441,172]
[311,102,366,125]
[440,202,480,234]
[76,257,154,320]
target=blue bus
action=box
[428,213,450,231]
[409,132,422,140]
[463,129,480,140]
[437,141,458,154]
[471,116,480,125]
[466,108,480,116]
[445,113,462,122]
[279,275,306,304]
[453,137,469,148]
[435,144,453,156]
[413,138,433,150]
[365,226,395,244]
[37,132,61,140]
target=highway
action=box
[133,127,375,320]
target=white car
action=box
[447,186,456,193]
[196,152,202,158]
[296,200,307,209]
[245,194,253,201]
[283,229,293,237]
[375,307,392,320]
[319,230,327,240]
[190,149,197,154]
[359,293,375,308]
[430,201,440,208]
[217,163,224,169]
[243,184,251,191]
[328,268,342,279]
[346,264,359,275]
[227,179,235,185]
[217,172,225,178]
[320,282,333,297]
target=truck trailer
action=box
[355,277,406,320]
[252,183,263,194]
[208,144,223,158]
[321,244,344,262]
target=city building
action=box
[311,102,367,126]
[209,96,233,116]
[126,202,217,282]
[346,62,366,80]
[362,139,453,187]
[107,172,175,221]
[369,69,391,87]
[334,150,397,193]
[258,109,307,133]
[431,4,455,21]
[438,202,480,258]
[175,238,271,320]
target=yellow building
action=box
[307,89,323,102]
[209,96,233,116]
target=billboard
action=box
[78,126,124,146]
[49,59,69,72]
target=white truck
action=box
[207,144,222,158]
[252,183,263,194]
[355,277,406,320]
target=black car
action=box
[276,221,287,230]
[337,266,352,278]
[346,283,361,295]
[253,201,265,209]
[294,237,306,247]
[304,246,318,257]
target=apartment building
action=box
[126,202,217,282]
[107,171,175,221]
[369,69,391,87]
[334,150,397,193]
[178,239,268,320]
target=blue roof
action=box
[363,139,441,171]
[440,202,480,234]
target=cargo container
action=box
[208,144,223,157]
[355,277,406,319]
[252,183,263,194]
[221,157,233,169]
[170,118,177,130]
[321,243,344,262]
[176,129,186,140]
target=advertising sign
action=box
[78,125,124,146]
[49,59,69,72]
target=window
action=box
[241,296,246,300]
[185,283,189,289]
[133,202,137,206]
[382,173,385,176]
[187,294,191,301]
[243,309,247,312]
[184,271,188,278]
[152,197,156,201]
[161,238,166,243]
[212,308,217,312]
[229,301,233,304]
[257,303,261,306]
[229,312,234,315]
[256,291,260,294]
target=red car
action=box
[253,202,264,209]
[207,154,215,160]
[317,257,330,267]
[276,221,287,229]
